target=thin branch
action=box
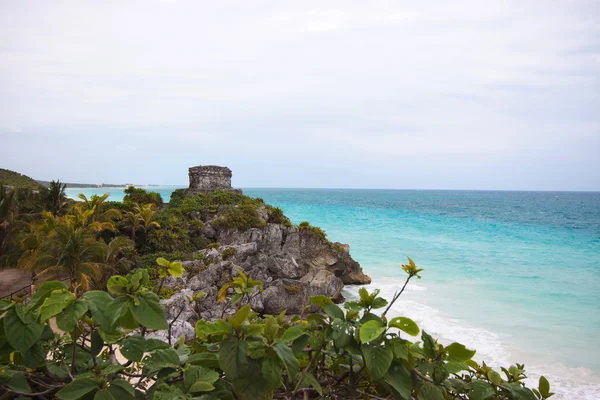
[382,272,416,318]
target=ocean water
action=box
[67,187,600,398]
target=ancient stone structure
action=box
[188,165,241,194]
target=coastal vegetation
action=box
[0,180,552,399]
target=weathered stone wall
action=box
[188,165,238,193]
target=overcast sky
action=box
[1,0,598,190]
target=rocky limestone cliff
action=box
[150,167,371,342]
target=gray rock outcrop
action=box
[187,165,241,194]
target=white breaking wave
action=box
[343,280,600,400]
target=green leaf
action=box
[422,331,436,358]
[418,381,444,400]
[189,381,215,392]
[385,363,411,400]
[107,379,135,399]
[323,303,345,321]
[105,296,133,328]
[94,389,115,400]
[106,275,130,295]
[26,281,68,312]
[0,371,31,393]
[83,291,114,331]
[487,370,503,385]
[389,316,420,336]
[332,319,353,348]
[131,292,168,330]
[358,287,370,302]
[292,335,310,355]
[120,335,146,362]
[469,380,495,400]
[359,320,386,343]
[56,378,99,400]
[446,342,476,361]
[39,289,74,322]
[143,348,180,372]
[279,325,306,343]
[24,343,46,368]
[156,257,171,267]
[219,338,249,379]
[273,342,299,379]
[232,304,252,329]
[91,330,104,357]
[302,372,323,395]
[362,344,393,380]
[168,261,185,278]
[0,299,13,312]
[309,295,333,308]
[188,352,220,369]
[539,375,551,398]
[56,299,88,332]
[3,309,44,353]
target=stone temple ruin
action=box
[187,165,242,194]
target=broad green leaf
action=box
[91,330,104,357]
[487,370,503,385]
[56,299,88,332]
[94,389,114,400]
[362,344,393,380]
[418,381,444,400]
[195,319,231,338]
[0,371,31,393]
[371,297,388,309]
[359,320,386,343]
[232,304,251,329]
[143,348,180,372]
[358,287,369,302]
[107,379,135,399]
[279,325,306,343]
[120,335,146,362]
[131,292,168,330]
[83,291,114,331]
[0,299,13,312]
[302,372,323,395]
[56,377,99,400]
[106,275,130,295]
[332,319,353,348]
[261,356,283,392]
[189,381,215,392]
[184,365,220,390]
[385,363,411,400]
[145,338,170,351]
[39,289,74,322]
[323,303,345,321]
[3,309,44,353]
[219,338,249,379]
[156,257,171,267]
[188,352,220,369]
[539,375,551,398]
[105,296,133,328]
[292,334,310,355]
[273,342,299,379]
[389,316,420,336]
[469,380,495,400]
[446,342,476,361]
[24,343,46,368]
[26,281,68,312]
[309,295,333,308]
[168,261,185,278]
[422,331,436,358]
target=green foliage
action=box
[298,221,327,240]
[265,205,291,227]
[211,204,267,231]
[123,186,163,207]
[222,247,238,259]
[0,257,548,400]
[0,168,44,190]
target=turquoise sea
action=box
[67,187,600,398]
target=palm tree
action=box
[40,180,68,216]
[18,216,105,292]
[94,235,134,289]
[121,204,160,243]
[76,193,122,232]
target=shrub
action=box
[211,204,266,231]
[298,220,327,240]
[123,186,163,207]
[0,257,552,400]
[266,205,292,227]
[221,247,237,259]
[206,242,221,249]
